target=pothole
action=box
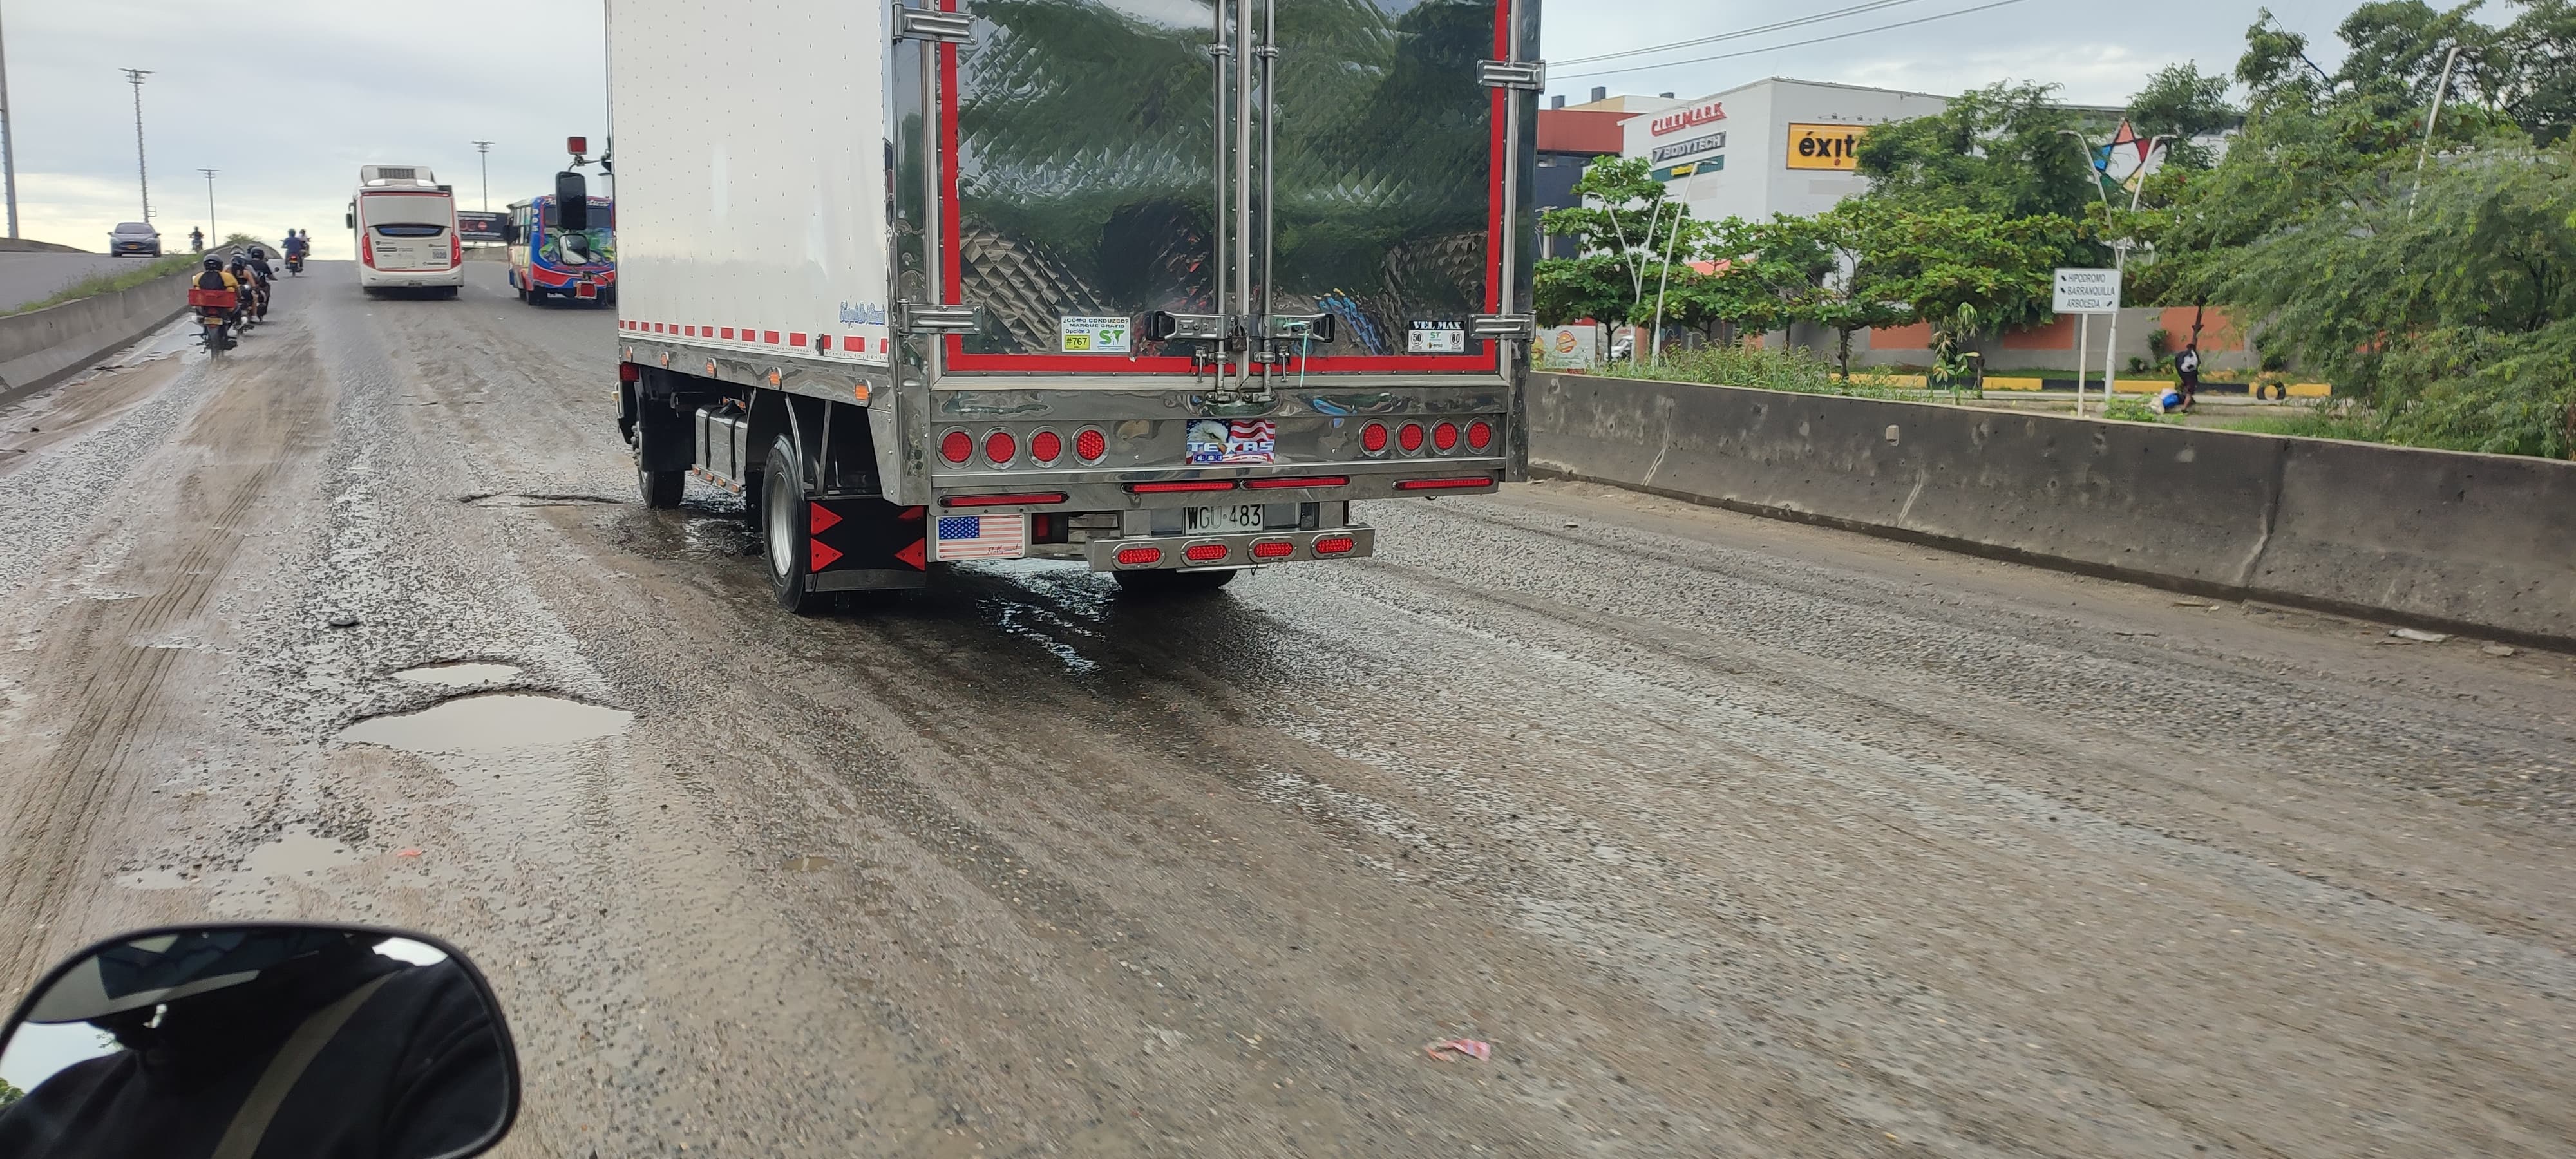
[244,828,359,877]
[462,493,618,508]
[392,661,523,687]
[338,693,634,755]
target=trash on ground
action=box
[2389,628,2450,643]
[2172,600,2212,608]
[327,615,360,628]
[1424,1038,1492,1062]
[395,848,424,858]
[2481,644,2518,657]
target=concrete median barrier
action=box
[0,269,196,402]
[1528,371,2576,646]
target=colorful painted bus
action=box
[504,194,616,305]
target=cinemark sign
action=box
[1649,101,1725,136]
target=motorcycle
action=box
[186,284,239,353]
[287,252,305,276]
[0,922,522,1157]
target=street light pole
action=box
[0,6,20,238]
[2097,134,2175,407]
[122,68,153,222]
[200,169,218,247]
[471,140,493,211]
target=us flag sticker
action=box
[932,514,1026,560]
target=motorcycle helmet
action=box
[25,928,357,1023]
[248,246,266,260]
[202,257,223,270]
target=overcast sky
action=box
[3,1,2359,259]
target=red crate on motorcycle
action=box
[188,287,238,310]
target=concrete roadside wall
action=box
[0,269,196,399]
[1526,371,2576,646]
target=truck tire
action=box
[1115,569,1239,595]
[760,434,828,615]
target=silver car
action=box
[108,221,161,258]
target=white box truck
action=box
[605,0,1541,612]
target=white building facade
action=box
[1618,78,1950,225]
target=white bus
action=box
[346,165,464,296]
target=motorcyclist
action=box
[283,231,310,272]
[0,928,509,1159]
[228,254,267,325]
[189,227,205,253]
[191,257,242,348]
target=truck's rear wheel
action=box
[1115,569,1239,595]
[761,435,828,616]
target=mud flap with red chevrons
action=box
[804,499,928,592]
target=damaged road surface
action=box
[1,263,2572,1157]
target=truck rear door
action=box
[928,0,1532,377]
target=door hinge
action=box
[893,5,976,44]
[896,301,978,333]
[1477,59,1546,91]
[1468,314,1536,340]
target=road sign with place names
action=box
[2053,267,2121,314]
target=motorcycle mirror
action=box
[0,923,520,1159]
[554,173,590,232]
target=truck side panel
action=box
[610,0,895,370]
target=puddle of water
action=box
[392,661,523,688]
[245,829,359,877]
[338,693,633,755]
[782,855,837,872]
[115,867,194,890]
[466,493,616,509]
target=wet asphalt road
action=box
[0,261,2571,1157]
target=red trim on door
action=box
[934,0,1510,376]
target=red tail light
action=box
[1398,423,1425,453]
[1312,535,1357,556]
[618,362,642,382]
[1245,475,1347,490]
[1250,540,1296,560]
[1116,545,1164,566]
[1129,480,1235,494]
[1361,422,1389,454]
[1184,543,1230,563]
[1030,430,1063,464]
[451,234,463,267]
[983,430,1016,465]
[941,492,1066,508]
[360,238,375,269]
[939,430,973,464]
[1396,476,1495,491]
[1075,428,1107,462]
[1466,420,1494,450]
[1432,422,1460,452]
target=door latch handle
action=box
[892,5,976,44]
[1476,59,1546,91]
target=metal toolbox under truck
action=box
[607,0,1540,612]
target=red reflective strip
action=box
[1396,476,1496,491]
[764,330,781,344]
[720,327,734,339]
[1128,480,1236,494]
[940,492,1067,508]
[685,325,696,336]
[1245,476,1349,490]
[790,332,806,346]
[809,539,844,570]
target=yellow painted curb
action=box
[1984,376,2044,391]
[2287,382,2331,397]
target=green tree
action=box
[1,1075,22,1106]
[2126,62,2240,169]
[1854,81,2097,220]
[1866,206,2081,360]
[1703,204,1917,379]
[1534,156,1709,330]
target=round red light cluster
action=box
[1466,420,1494,451]
[1432,422,1460,452]
[1397,423,1426,453]
[983,430,1016,465]
[1361,422,1389,454]
[1030,430,1063,464]
[940,430,973,464]
[1075,428,1107,462]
